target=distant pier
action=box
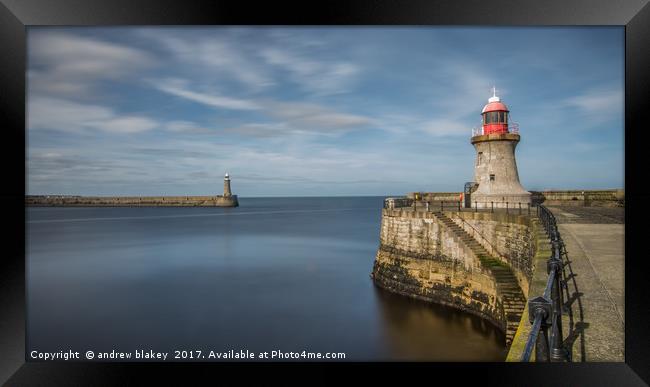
[25,194,239,207]
[26,172,240,208]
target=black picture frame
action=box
[1,0,649,385]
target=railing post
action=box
[521,206,571,363]
[536,324,551,362]
[519,202,522,214]
[458,201,461,212]
[491,202,494,213]
[506,202,509,214]
[548,243,567,361]
[474,201,477,212]
[528,203,531,216]
[525,296,553,362]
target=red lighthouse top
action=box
[480,87,512,135]
[481,101,509,114]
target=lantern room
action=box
[481,88,510,135]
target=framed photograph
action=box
[1,0,648,384]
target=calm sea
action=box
[26,197,506,361]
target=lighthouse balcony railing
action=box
[471,123,519,137]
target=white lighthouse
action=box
[470,89,531,209]
[223,172,232,197]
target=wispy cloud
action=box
[130,147,215,158]
[164,121,215,134]
[234,172,405,185]
[28,32,154,97]
[29,97,157,134]
[152,78,261,110]
[421,118,472,137]
[265,101,374,131]
[139,29,274,91]
[260,47,358,95]
[221,106,374,138]
[143,28,360,95]
[223,123,293,138]
[27,151,138,187]
[150,79,374,136]
[562,87,623,122]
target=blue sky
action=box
[26,27,624,197]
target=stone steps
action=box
[504,299,526,305]
[500,290,524,296]
[492,273,517,278]
[433,211,527,346]
[500,290,523,296]
[497,282,521,288]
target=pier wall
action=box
[530,189,624,207]
[25,195,239,207]
[407,189,623,207]
[372,209,536,335]
[407,192,460,201]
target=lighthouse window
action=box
[499,112,505,122]
[490,174,495,181]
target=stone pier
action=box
[371,207,536,346]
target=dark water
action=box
[27,197,506,361]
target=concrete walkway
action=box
[548,206,624,362]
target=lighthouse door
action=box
[464,182,474,208]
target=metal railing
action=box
[471,123,519,137]
[384,198,532,215]
[383,198,462,211]
[470,201,532,215]
[521,205,570,362]
[449,213,507,261]
[383,197,413,209]
[434,200,463,211]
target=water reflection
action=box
[373,286,507,361]
[27,197,507,361]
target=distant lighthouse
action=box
[223,172,232,197]
[470,88,531,208]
